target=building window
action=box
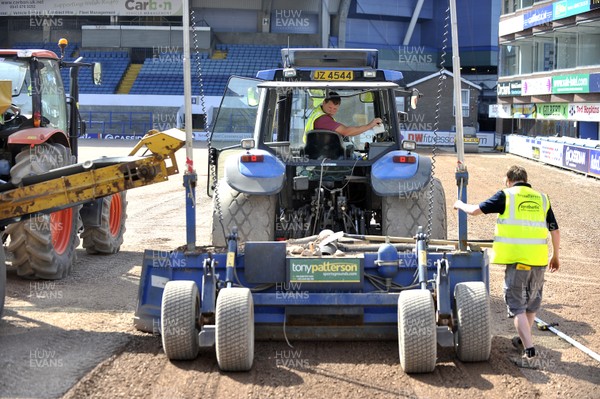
[499,22,600,76]
[578,30,600,67]
[533,37,554,72]
[518,39,534,74]
[555,32,577,69]
[500,44,519,76]
[520,0,534,9]
[453,89,470,118]
[503,0,517,14]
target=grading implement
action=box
[134,35,491,372]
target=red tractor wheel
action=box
[81,192,128,254]
[5,143,81,279]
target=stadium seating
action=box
[130,44,286,96]
[12,42,130,94]
[12,43,292,96]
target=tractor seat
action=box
[304,130,348,160]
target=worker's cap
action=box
[324,91,341,104]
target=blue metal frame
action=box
[133,243,488,338]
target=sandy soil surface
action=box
[1,141,599,399]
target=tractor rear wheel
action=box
[398,290,437,373]
[454,281,491,362]
[215,287,254,371]
[161,280,200,360]
[82,192,128,254]
[382,177,446,239]
[211,179,276,247]
[5,143,81,279]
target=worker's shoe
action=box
[511,336,523,350]
[511,353,539,370]
[510,347,538,369]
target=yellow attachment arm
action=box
[0,129,185,223]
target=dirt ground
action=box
[1,140,599,399]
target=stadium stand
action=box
[130,44,286,96]
[13,42,287,96]
[65,50,129,94]
[12,42,130,94]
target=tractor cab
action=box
[0,50,68,134]
[207,48,441,244]
[209,48,416,164]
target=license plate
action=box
[312,70,354,81]
[464,137,479,143]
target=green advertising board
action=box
[289,258,361,283]
[537,103,568,120]
[552,74,589,94]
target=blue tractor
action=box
[134,48,490,373]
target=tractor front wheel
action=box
[5,143,81,279]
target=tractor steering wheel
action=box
[3,104,21,124]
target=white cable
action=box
[535,317,600,363]
[283,314,294,349]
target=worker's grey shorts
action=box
[503,264,546,316]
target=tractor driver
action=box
[303,91,382,141]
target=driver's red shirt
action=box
[314,114,342,131]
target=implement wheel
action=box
[454,282,491,362]
[398,290,437,373]
[161,281,200,360]
[215,287,254,371]
[82,192,128,254]
[5,144,81,279]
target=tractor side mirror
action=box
[92,63,102,85]
[410,88,421,110]
[359,91,374,103]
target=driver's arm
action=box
[335,117,382,137]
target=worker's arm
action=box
[453,200,483,216]
[335,118,382,137]
[548,229,560,272]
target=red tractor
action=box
[0,39,127,279]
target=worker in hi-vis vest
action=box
[303,91,382,142]
[454,165,560,369]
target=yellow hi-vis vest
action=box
[303,106,333,143]
[492,185,550,266]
